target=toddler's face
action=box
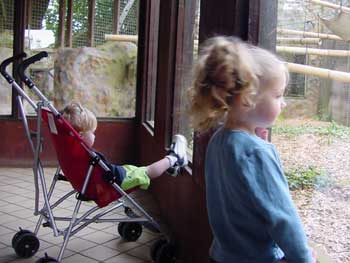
[80,130,95,147]
[252,72,287,128]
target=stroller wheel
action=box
[35,258,57,263]
[117,222,126,236]
[12,231,40,258]
[118,222,142,241]
[154,241,177,263]
[150,239,167,261]
[12,229,32,248]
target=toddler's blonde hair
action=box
[62,102,97,133]
[189,36,288,132]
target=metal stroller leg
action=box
[111,182,161,231]
[57,164,95,262]
[57,198,83,262]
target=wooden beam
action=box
[277,28,342,41]
[113,0,120,34]
[277,46,350,56]
[88,0,95,47]
[287,62,350,82]
[13,0,28,118]
[105,34,138,42]
[65,0,73,47]
[155,0,178,143]
[263,1,278,50]
[277,37,321,45]
[57,0,66,48]
[306,0,350,12]
[26,0,32,29]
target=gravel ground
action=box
[273,120,350,263]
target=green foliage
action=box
[0,30,13,47]
[44,0,59,45]
[119,0,138,35]
[44,0,139,47]
[273,121,350,139]
[285,166,331,191]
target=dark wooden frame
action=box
[12,0,27,119]
[137,1,278,262]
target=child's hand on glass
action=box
[255,127,269,141]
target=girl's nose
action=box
[281,98,287,108]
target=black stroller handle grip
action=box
[0,53,27,84]
[17,51,48,88]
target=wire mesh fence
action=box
[0,0,140,117]
[0,0,14,49]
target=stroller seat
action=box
[42,107,127,208]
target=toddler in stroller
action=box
[0,51,188,263]
[62,101,188,191]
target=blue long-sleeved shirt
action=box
[205,129,313,263]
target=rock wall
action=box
[54,41,137,117]
[0,47,13,115]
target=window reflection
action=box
[276,1,350,262]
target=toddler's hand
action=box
[310,247,317,263]
[255,127,269,141]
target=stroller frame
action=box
[0,52,166,262]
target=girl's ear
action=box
[234,93,249,108]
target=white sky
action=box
[25,29,55,49]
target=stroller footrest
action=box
[57,174,68,181]
[42,222,51,228]
[103,170,120,184]
[76,192,94,202]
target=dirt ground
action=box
[272,119,350,263]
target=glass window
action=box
[276,1,350,262]
[174,0,200,161]
[144,1,160,128]
[22,0,138,118]
[0,0,14,115]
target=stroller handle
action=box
[0,52,27,84]
[17,51,48,89]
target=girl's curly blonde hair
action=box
[189,36,288,132]
[62,102,97,133]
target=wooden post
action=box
[277,28,342,41]
[26,0,32,29]
[318,41,335,120]
[287,62,350,82]
[277,37,321,45]
[113,0,120,34]
[57,0,66,48]
[306,0,350,12]
[88,0,95,47]
[105,34,138,42]
[65,0,73,47]
[277,46,350,57]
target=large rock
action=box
[54,41,137,117]
[0,47,13,114]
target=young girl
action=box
[189,36,315,263]
[62,102,188,191]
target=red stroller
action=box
[0,52,177,263]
